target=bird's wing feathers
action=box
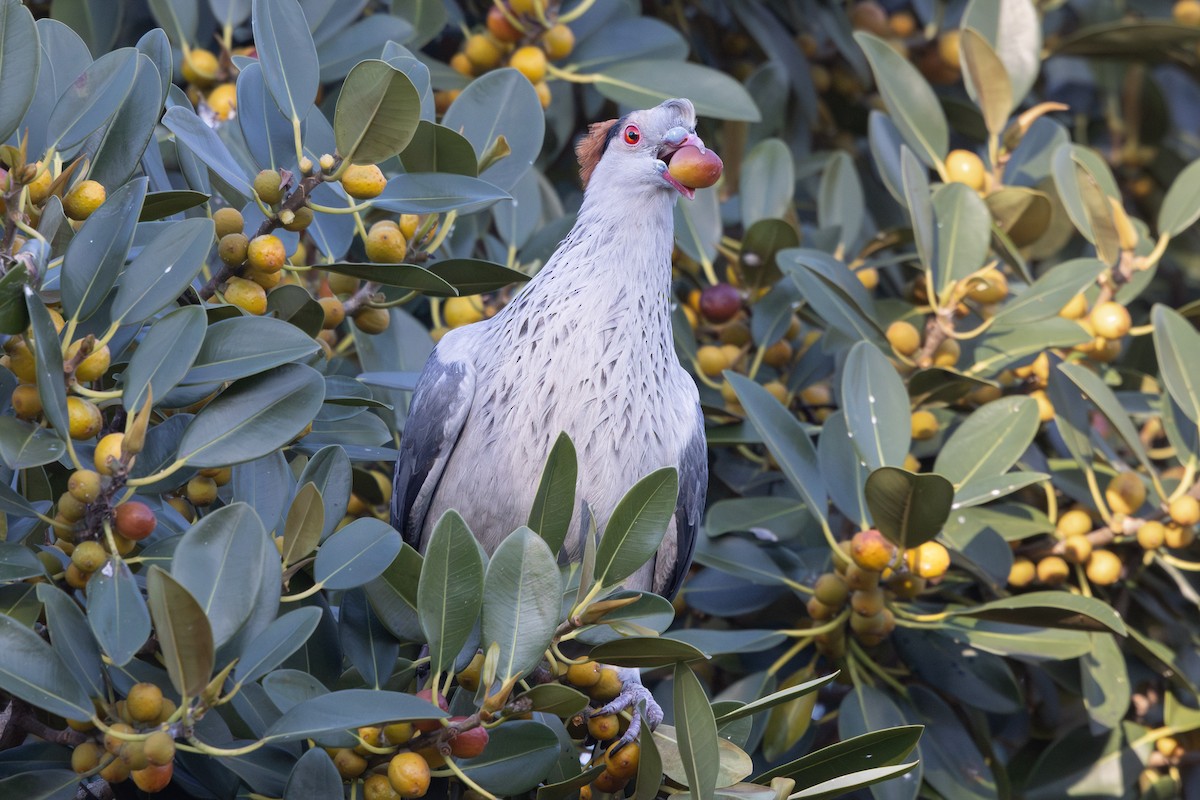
[657,406,707,598]
[390,353,476,547]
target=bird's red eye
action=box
[623,125,640,145]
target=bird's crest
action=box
[576,118,619,187]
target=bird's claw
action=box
[590,666,662,749]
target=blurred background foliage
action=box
[1,0,1200,798]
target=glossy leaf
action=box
[1081,633,1130,732]
[0,613,92,723]
[594,467,679,588]
[334,59,421,165]
[61,176,147,322]
[416,510,483,678]
[458,720,561,795]
[112,217,212,324]
[147,566,214,699]
[314,517,401,590]
[86,559,151,666]
[37,584,105,700]
[949,591,1127,636]
[262,689,447,742]
[176,364,326,467]
[864,467,954,548]
[185,316,322,385]
[482,527,561,682]
[425,258,530,296]
[0,416,66,469]
[235,607,322,685]
[527,432,577,557]
[755,725,922,785]
[171,503,267,649]
[87,52,161,190]
[252,0,318,124]
[674,662,720,796]
[934,396,1038,487]
[400,120,478,176]
[0,0,40,143]
[855,32,947,168]
[162,105,253,197]
[841,341,910,470]
[716,672,838,725]
[122,305,206,412]
[320,261,456,295]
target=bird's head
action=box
[576,98,722,200]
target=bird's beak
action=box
[656,127,722,200]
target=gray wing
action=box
[656,406,707,598]
[390,353,476,548]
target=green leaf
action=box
[855,32,947,168]
[755,725,922,785]
[314,517,401,590]
[657,723,753,793]
[0,416,66,469]
[426,258,531,296]
[441,68,544,191]
[594,467,679,588]
[1058,361,1154,475]
[726,372,827,526]
[61,176,147,322]
[0,543,42,581]
[674,662,720,797]
[527,433,577,558]
[715,672,838,725]
[186,316,321,385]
[966,318,1090,377]
[86,559,150,666]
[739,219,797,291]
[948,590,1127,636]
[588,636,707,668]
[400,120,478,176]
[900,147,934,271]
[234,607,321,685]
[111,217,213,324]
[0,610,92,719]
[482,527,561,682]
[1082,633,1130,732]
[705,497,807,539]
[907,686,996,800]
[818,151,863,250]
[1051,144,1120,265]
[840,341,910,470]
[963,0,1042,103]
[932,182,992,299]
[334,59,421,165]
[252,0,318,124]
[87,52,161,190]
[778,249,884,343]
[282,482,324,565]
[636,722,665,800]
[0,262,29,334]
[0,770,82,800]
[864,467,954,548]
[320,262,456,295]
[593,59,760,122]
[417,510,483,678]
[0,0,40,143]
[373,173,511,216]
[146,566,214,699]
[139,189,210,221]
[985,186,1051,247]
[933,396,1038,487]
[37,583,105,700]
[740,139,794,229]
[177,363,325,467]
[162,105,252,197]
[171,503,267,649]
[762,667,820,762]
[458,720,561,795]
[1152,304,1200,425]
[790,763,921,800]
[263,689,447,742]
[24,290,69,443]
[952,471,1049,509]
[1159,156,1200,236]
[992,258,1107,325]
[940,617,1093,660]
[959,28,1013,137]
[283,747,341,800]
[46,47,136,151]
[122,305,206,412]
[365,544,424,642]
[516,683,590,718]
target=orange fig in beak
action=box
[668,145,723,191]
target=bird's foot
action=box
[590,666,662,749]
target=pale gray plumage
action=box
[391,98,708,598]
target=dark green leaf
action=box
[426,258,531,296]
[934,396,1038,487]
[673,662,720,797]
[334,59,421,165]
[262,689,447,742]
[185,316,321,385]
[37,583,105,700]
[252,0,318,124]
[0,612,92,720]
[516,684,590,717]
[282,482,323,565]
[139,190,210,221]
[932,182,992,299]
[1152,304,1200,425]
[594,467,679,588]
[458,720,561,795]
[146,566,214,699]
[177,364,326,467]
[0,770,82,800]
[171,503,267,649]
[46,47,136,150]
[527,433,577,558]
[87,53,161,190]
[0,262,29,334]
[864,467,954,548]
[0,0,40,143]
[992,258,1107,325]
[855,32,947,168]
[111,217,213,324]
[715,672,837,725]
[483,527,561,682]
[122,305,206,412]
[791,763,921,800]
[949,591,1127,635]
[417,510,483,678]
[0,543,41,581]
[841,341,910,470]
[0,416,66,469]
[589,636,707,668]
[1082,633,1130,732]
[372,173,511,215]
[756,724,921,784]
[61,176,147,322]
[320,262,456,295]
[401,120,478,176]
[86,558,150,666]
[235,607,322,685]
[314,517,401,590]
[283,747,341,800]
